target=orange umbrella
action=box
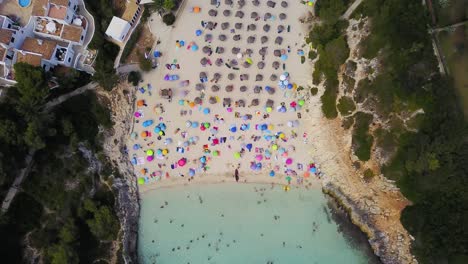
[141,131,148,138]
[189,101,196,108]
[193,6,201,13]
[304,171,310,178]
[137,100,145,107]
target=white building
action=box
[105,17,131,43]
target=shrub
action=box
[162,13,176,26]
[337,96,356,116]
[352,112,374,161]
[363,168,375,181]
[138,52,152,72]
[321,88,338,119]
[120,24,143,63]
[128,71,142,86]
[310,87,318,96]
[308,50,317,60]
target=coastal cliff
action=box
[100,82,140,263]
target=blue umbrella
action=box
[180,40,185,46]
[269,170,275,177]
[196,29,202,36]
[191,121,199,128]
[153,51,161,57]
[310,167,317,173]
[133,144,140,150]
[189,168,195,177]
[142,120,154,127]
[230,126,237,132]
[154,126,161,133]
[203,108,210,114]
[280,54,288,61]
[246,143,253,151]
[200,156,207,163]
[191,45,198,51]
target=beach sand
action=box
[129,0,323,194]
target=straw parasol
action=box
[216,47,225,54]
[216,58,224,66]
[240,85,248,92]
[211,0,217,5]
[263,24,270,32]
[246,49,253,56]
[219,34,227,41]
[251,12,258,19]
[232,47,240,54]
[209,9,218,16]
[256,74,263,81]
[266,86,275,94]
[281,1,288,8]
[225,0,233,5]
[279,13,287,20]
[196,83,205,91]
[273,49,281,56]
[270,74,278,81]
[200,72,207,79]
[240,74,249,80]
[247,24,256,31]
[266,99,274,108]
[230,59,239,66]
[272,61,280,69]
[211,85,220,92]
[275,36,283,45]
[267,1,276,7]
[209,96,217,104]
[225,85,234,92]
[259,47,267,56]
[235,23,242,30]
[228,73,236,80]
[257,61,265,69]
[205,34,213,42]
[254,86,262,93]
[238,99,246,107]
[247,36,256,44]
[221,22,230,30]
[238,0,246,8]
[264,13,272,20]
[200,57,208,66]
[250,98,259,106]
[214,72,221,80]
[261,36,268,44]
[233,34,241,41]
[235,10,244,18]
[202,46,212,54]
[223,98,232,106]
[223,10,231,16]
[206,22,214,30]
[277,25,285,32]
[194,97,203,104]
[242,61,251,68]
[252,0,260,6]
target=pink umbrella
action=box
[134,112,141,118]
[290,101,297,108]
[178,158,187,166]
[286,158,293,165]
[255,154,263,161]
[147,156,154,162]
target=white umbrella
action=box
[46,21,56,33]
[280,74,286,81]
[237,53,242,59]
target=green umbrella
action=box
[146,149,154,156]
[234,152,241,159]
[138,178,145,185]
[204,122,211,128]
[298,99,305,106]
[212,150,219,156]
[286,176,292,182]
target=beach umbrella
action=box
[298,99,305,106]
[286,176,292,182]
[200,156,207,163]
[231,47,240,54]
[133,144,140,150]
[211,85,220,92]
[200,57,208,66]
[254,86,262,94]
[238,99,246,107]
[223,98,232,106]
[141,131,149,138]
[247,24,256,31]
[279,13,287,20]
[212,150,219,156]
[138,178,145,185]
[206,22,214,30]
[246,58,253,64]
[250,98,259,106]
[269,170,275,177]
[235,11,244,18]
[238,0,246,7]
[281,1,288,7]
[247,36,256,44]
[193,6,201,13]
[267,1,275,7]
[263,24,270,32]
[164,138,173,145]
[225,0,233,4]
[251,11,258,19]
[221,22,230,30]
[147,156,154,162]
[223,9,231,16]
[131,132,137,139]
[241,74,249,80]
[310,167,317,173]
[265,149,272,158]
[194,97,203,105]
[257,61,265,69]
[196,83,205,91]
[259,47,267,56]
[209,9,218,16]
[270,74,278,81]
[275,36,283,45]
[281,54,288,61]
[146,149,154,156]
[178,158,187,166]
[196,29,202,36]
[235,22,243,30]
[266,86,275,95]
[256,74,263,81]
[246,143,253,151]
[264,13,272,20]
[246,49,253,56]
[134,112,141,118]
[260,36,268,44]
[272,61,280,69]
[219,34,227,41]
[142,120,154,127]
[205,34,213,42]
[186,121,193,128]
[272,144,278,150]
[233,34,241,41]
[228,73,235,80]
[225,85,234,92]
[240,85,248,92]
[274,49,281,56]
[153,50,161,57]
[277,25,285,33]
[252,0,260,6]
[230,125,237,132]
[234,152,241,159]
[286,158,293,165]
[191,44,199,51]
[137,99,145,107]
[204,122,211,128]
[203,46,212,54]
[209,96,217,104]
[189,168,195,177]
[256,154,263,161]
[203,108,210,114]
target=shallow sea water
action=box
[138,183,378,264]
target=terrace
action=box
[35,18,63,37]
[53,45,68,61]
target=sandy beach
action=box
[127,0,324,193]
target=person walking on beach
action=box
[234,169,239,182]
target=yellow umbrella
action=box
[246,58,253,64]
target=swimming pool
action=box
[18,0,31,8]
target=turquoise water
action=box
[138,184,378,264]
[18,0,31,7]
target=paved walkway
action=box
[341,0,364,20]
[43,82,98,111]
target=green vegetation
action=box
[0,64,120,263]
[348,0,468,262]
[120,24,144,63]
[150,0,177,12]
[352,112,373,161]
[363,168,374,181]
[163,13,176,26]
[337,96,356,116]
[85,0,119,91]
[128,71,142,86]
[310,87,318,96]
[138,51,152,72]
